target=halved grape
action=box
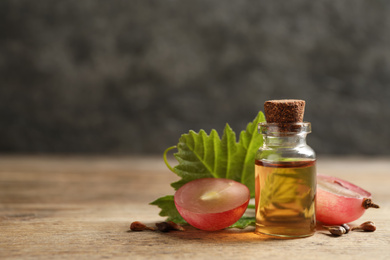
[174,178,250,231]
[316,174,379,225]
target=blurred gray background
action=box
[1,0,389,155]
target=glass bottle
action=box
[255,122,316,238]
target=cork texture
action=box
[264,99,305,123]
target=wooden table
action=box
[1,156,389,259]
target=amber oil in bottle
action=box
[255,159,316,237]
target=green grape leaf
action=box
[237,111,265,197]
[229,216,256,229]
[151,111,265,227]
[170,129,221,189]
[149,195,186,224]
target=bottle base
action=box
[255,225,315,238]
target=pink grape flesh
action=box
[316,174,372,225]
[174,178,250,231]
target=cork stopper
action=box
[264,99,305,123]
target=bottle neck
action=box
[257,122,315,161]
[263,133,308,148]
[258,122,311,135]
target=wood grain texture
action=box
[1,156,389,259]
